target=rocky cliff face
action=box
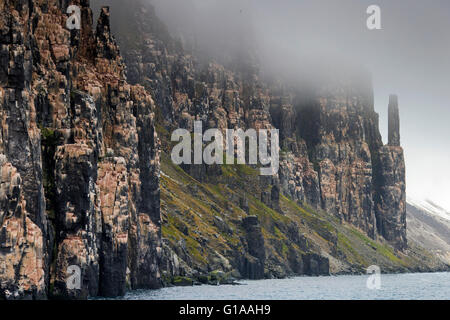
[98,1,407,251]
[0,0,160,299]
[0,0,416,299]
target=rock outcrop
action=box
[388,95,401,146]
[0,1,160,299]
[240,216,265,279]
[375,96,407,250]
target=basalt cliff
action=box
[0,0,447,300]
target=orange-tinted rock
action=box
[1,1,161,299]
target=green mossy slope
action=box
[159,151,448,284]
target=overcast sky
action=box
[146,0,450,209]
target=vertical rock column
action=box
[52,89,102,299]
[375,95,407,250]
[388,95,400,146]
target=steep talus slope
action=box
[407,202,450,265]
[0,0,160,299]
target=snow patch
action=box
[407,197,450,222]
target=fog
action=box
[99,0,450,209]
